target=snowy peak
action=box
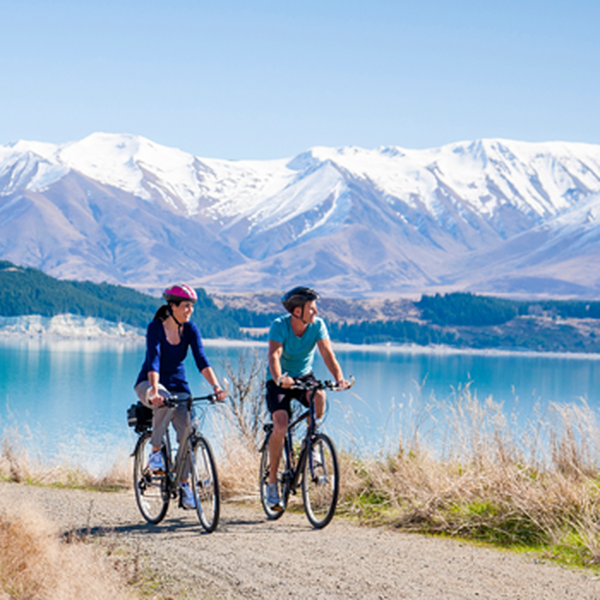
[1,133,209,214]
[57,133,208,214]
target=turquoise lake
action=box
[1,337,599,471]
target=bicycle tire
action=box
[259,431,288,520]
[302,433,339,529]
[133,432,170,524]
[191,435,220,533]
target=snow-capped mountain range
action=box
[2,132,600,297]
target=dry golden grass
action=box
[337,388,600,568]
[0,427,130,491]
[0,505,133,600]
[216,427,261,501]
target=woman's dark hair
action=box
[153,300,182,322]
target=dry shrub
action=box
[0,505,133,600]
[215,430,261,501]
[220,348,267,449]
[211,348,266,501]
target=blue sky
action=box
[1,0,599,159]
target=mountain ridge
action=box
[2,133,600,297]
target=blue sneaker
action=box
[148,450,164,473]
[180,482,196,510]
[266,483,282,511]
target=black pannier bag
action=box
[127,402,153,433]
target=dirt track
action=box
[1,481,599,599]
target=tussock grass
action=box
[0,426,130,491]
[338,387,600,569]
[0,505,133,599]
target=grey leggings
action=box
[135,381,192,475]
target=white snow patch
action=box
[0,315,144,339]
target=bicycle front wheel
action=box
[302,433,339,529]
[133,432,169,524]
[191,435,220,533]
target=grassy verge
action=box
[336,389,600,571]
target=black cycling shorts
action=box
[265,373,319,417]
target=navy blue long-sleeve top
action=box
[135,320,210,394]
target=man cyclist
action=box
[265,286,349,510]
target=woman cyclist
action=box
[134,283,227,509]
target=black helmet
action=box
[281,286,319,313]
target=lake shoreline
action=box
[2,325,600,360]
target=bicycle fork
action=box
[287,431,312,496]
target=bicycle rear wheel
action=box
[191,435,220,533]
[133,432,169,524]
[302,433,339,529]
[259,432,288,520]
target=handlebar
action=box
[161,379,229,408]
[162,393,219,408]
[290,375,355,392]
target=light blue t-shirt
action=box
[267,315,329,380]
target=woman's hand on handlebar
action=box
[148,385,165,407]
[212,379,229,402]
[213,387,228,402]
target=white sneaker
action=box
[180,482,196,510]
[311,446,323,468]
[148,450,164,473]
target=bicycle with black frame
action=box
[128,392,220,532]
[258,376,354,529]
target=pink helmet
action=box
[162,283,198,304]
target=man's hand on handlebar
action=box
[277,374,295,389]
[280,375,355,391]
[335,378,351,391]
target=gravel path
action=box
[1,481,599,599]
